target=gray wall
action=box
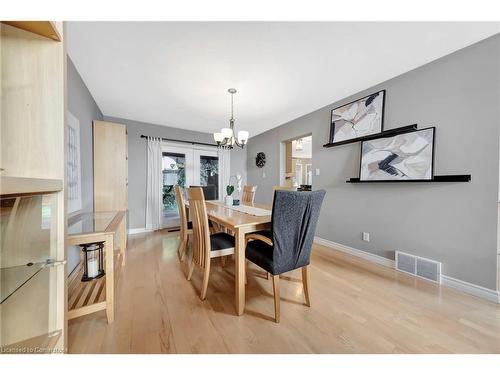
[67,56,104,272]
[103,116,247,229]
[67,56,103,212]
[247,35,500,289]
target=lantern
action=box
[80,241,105,281]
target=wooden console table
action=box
[67,211,127,323]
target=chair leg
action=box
[176,237,183,259]
[266,272,269,280]
[302,265,311,307]
[187,258,195,281]
[245,260,248,285]
[272,275,280,323]
[200,264,210,300]
[179,239,187,262]
[221,255,226,268]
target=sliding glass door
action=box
[161,144,219,228]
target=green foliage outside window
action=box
[163,161,185,212]
[162,156,219,213]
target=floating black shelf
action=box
[323,124,417,148]
[346,175,471,183]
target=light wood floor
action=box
[68,230,500,353]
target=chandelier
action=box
[213,88,249,149]
[295,138,304,151]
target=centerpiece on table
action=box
[227,174,242,206]
[225,184,235,206]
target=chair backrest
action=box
[271,190,326,274]
[190,185,218,200]
[271,185,295,204]
[242,185,257,205]
[174,185,189,241]
[188,187,211,270]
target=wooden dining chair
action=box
[174,185,192,262]
[242,185,257,204]
[187,187,236,300]
[245,190,326,323]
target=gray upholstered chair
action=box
[271,185,295,204]
[245,189,326,323]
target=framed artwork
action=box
[330,90,385,144]
[67,112,82,213]
[359,127,435,181]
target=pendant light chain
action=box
[213,88,249,149]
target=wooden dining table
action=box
[204,201,272,316]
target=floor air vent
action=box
[395,251,441,283]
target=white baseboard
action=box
[441,275,500,304]
[314,236,499,304]
[314,236,395,268]
[128,227,152,235]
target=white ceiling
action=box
[67,22,499,138]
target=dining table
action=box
[203,201,272,316]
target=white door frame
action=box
[160,142,221,227]
[161,143,193,228]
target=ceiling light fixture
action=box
[295,138,304,151]
[213,88,248,149]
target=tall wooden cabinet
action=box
[0,21,67,353]
[93,121,128,213]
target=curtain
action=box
[218,146,231,199]
[146,137,162,231]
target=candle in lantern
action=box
[87,256,99,278]
[80,241,105,282]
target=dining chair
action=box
[190,185,218,200]
[242,185,257,204]
[174,185,192,262]
[187,187,236,300]
[271,185,296,204]
[245,189,326,323]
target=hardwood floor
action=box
[67,230,500,353]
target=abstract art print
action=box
[360,127,435,181]
[330,90,385,144]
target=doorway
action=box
[282,135,312,190]
[161,143,219,228]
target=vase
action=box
[225,195,233,206]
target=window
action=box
[162,152,186,216]
[199,155,219,200]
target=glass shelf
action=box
[0,260,63,304]
[1,188,64,350]
[67,211,118,236]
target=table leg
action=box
[105,234,114,323]
[234,227,246,315]
[120,216,127,265]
